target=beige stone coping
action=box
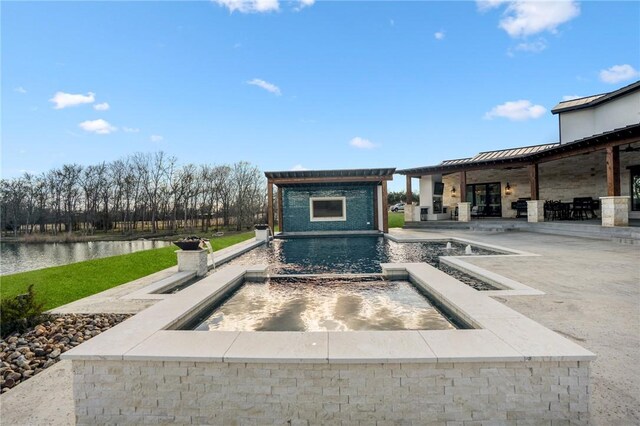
[122,237,265,300]
[62,263,595,364]
[385,233,544,295]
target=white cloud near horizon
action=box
[150,134,164,142]
[123,127,140,133]
[478,1,580,38]
[434,31,445,40]
[213,0,279,13]
[78,119,116,134]
[349,137,378,149]
[247,78,281,95]
[484,100,546,121]
[14,86,27,94]
[50,91,95,109]
[93,102,110,111]
[291,164,308,171]
[599,64,640,84]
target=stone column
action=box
[404,204,415,223]
[176,249,208,276]
[527,200,545,223]
[600,196,630,227]
[458,202,471,222]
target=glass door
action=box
[465,182,502,217]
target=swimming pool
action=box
[219,236,498,290]
[189,275,459,332]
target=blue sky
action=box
[2,0,639,190]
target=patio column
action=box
[606,146,621,196]
[277,187,283,233]
[459,171,467,202]
[267,180,274,232]
[404,176,415,223]
[382,180,389,233]
[527,200,545,223]
[528,163,539,200]
[458,202,471,222]
[600,196,630,227]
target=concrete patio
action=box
[1,229,638,425]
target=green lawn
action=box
[388,211,405,228]
[0,232,254,310]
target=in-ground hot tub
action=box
[63,263,594,425]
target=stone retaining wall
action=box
[72,359,590,425]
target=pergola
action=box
[264,168,396,234]
[397,123,640,205]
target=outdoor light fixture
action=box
[451,186,457,197]
[505,182,512,195]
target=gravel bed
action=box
[0,313,130,393]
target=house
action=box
[397,81,640,227]
[264,168,395,234]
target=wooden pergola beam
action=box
[267,180,274,232]
[382,181,389,233]
[271,176,392,186]
[277,188,284,232]
[606,146,621,196]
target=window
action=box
[631,166,640,211]
[310,197,346,221]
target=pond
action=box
[0,240,171,275]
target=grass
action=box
[388,212,405,228]
[0,232,254,310]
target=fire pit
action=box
[173,236,207,251]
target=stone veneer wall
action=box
[441,150,640,218]
[72,359,590,425]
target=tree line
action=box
[0,152,266,236]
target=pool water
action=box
[192,276,457,332]
[222,237,497,280]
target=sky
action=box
[2,0,639,191]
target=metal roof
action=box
[264,168,395,180]
[471,143,559,161]
[551,80,640,114]
[397,123,640,176]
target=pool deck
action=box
[1,229,638,425]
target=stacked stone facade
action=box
[72,359,590,425]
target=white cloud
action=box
[514,38,547,53]
[295,0,314,10]
[349,137,378,149]
[78,119,116,134]
[484,100,546,121]
[291,164,308,171]
[213,0,279,13]
[434,31,445,40]
[93,102,110,111]
[50,91,95,109]
[14,86,27,94]
[123,127,140,133]
[479,1,580,38]
[562,95,582,101]
[599,64,640,84]
[150,134,164,142]
[247,78,281,95]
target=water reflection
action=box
[0,241,171,275]
[223,237,496,275]
[194,276,456,332]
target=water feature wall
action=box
[282,184,376,232]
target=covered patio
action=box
[397,123,640,229]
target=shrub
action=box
[1,285,48,337]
